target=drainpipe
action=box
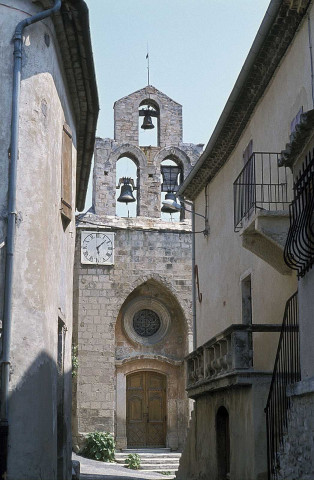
[180,199,197,351]
[308,12,314,108]
[191,204,197,352]
[0,0,61,470]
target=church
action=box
[72,85,203,450]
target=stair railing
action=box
[265,291,300,480]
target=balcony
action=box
[233,152,293,274]
[186,324,282,397]
[284,148,314,278]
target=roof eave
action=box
[179,0,311,200]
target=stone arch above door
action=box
[126,370,166,448]
[115,358,187,451]
[115,279,190,365]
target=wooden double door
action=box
[126,371,167,447]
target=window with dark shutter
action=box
[61,124,72,224]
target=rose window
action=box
[133,309,161,337]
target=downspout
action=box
[191,204,197,351]
[180,199,197,351]
[308,12,314,108]
[0,0,61,467]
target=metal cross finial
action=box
[146,44,150,85]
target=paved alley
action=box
[73,453,176,480]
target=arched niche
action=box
[114,278,190,451]
[138,98,160,147]
[115,278,189,361]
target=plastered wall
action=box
[0,2,77,479]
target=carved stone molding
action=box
[122,296,171,346]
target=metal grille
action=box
[284,148,314,278]
[133,310,161,337]
[233,152,291,231]
[160,165,181,193]
[265,292,300,480]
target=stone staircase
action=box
[115,448,181,478]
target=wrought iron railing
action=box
[234,152,292,231]
[265,292,300,480]
[284,148,314,278]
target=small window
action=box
[241,274,252,325]
[61,124,72,225]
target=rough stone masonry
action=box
[72,86,203,451]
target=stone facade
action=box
[277,381,314,480]
[73,86,202,450]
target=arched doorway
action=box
[126,371,167,448]
[216,406,230,480]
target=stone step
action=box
[141,469,177,474]
[139,464,179,470]
[116,459,180,466]
[116,454,180,461]
[140,474,176,480]
[118,448,172,453]
[115,448,181,476]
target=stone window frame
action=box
[122,296,171,346]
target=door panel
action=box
[126,371,166,447]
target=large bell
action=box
[141,113,154,130]
[117,180,136,204]
[161,192,178,213]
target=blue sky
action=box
[84,0,270,210]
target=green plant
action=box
[72,345,79,378]
[82,431,115,462]
[125,453,141,470]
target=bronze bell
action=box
[117,179,136,204]
[141,113,154,130]
[161,192,177,213]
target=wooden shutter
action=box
[61,124,72,223]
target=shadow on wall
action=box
[1,350,72,480]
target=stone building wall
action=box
[73,86,202,451]
[277,384,314,480]
[72,220,194,450]
[114,85,183,147]
[176,378,271,480]
[0,2,93,479]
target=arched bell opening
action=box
[116,156,139,218]
[138,99,160,147]
[160,157,184,222]
[216,406,230,480]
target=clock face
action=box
[81,231,114,265]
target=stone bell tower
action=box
[72,85,203,451]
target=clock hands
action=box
[96,239,107,253]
